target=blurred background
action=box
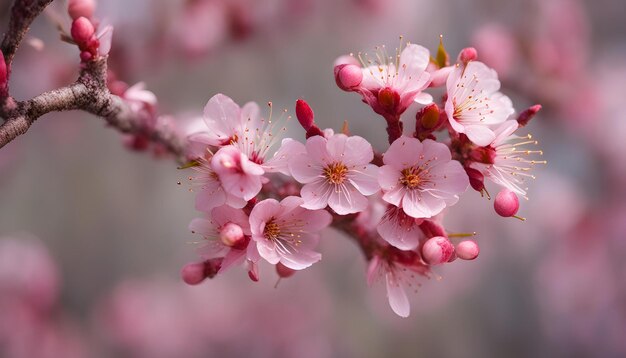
[1,0,625,357]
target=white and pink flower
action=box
[367,249,430,318]
[189,205,251,274]
[379,137,469,218]
[289,133,380,215]
[248,196,332,270]
[211,145,265,201]
[336,43,432,118]
[445,61,514,146]
[469,120,544,196]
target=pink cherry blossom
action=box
[211,145,264,201]
[367,248,430,318]
[190,154,247,212]
[377,205,425,250]
[356,43,432,117]
[189,205,251,273]
[469,120,544,196]
[189,93,256,147]
[379,137,468,218]
[289,134,380,215]
[248,196,332,270]
[445,61,515,146]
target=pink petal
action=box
[304,135,331,165]
[348,164,380,196]
[288,207,332,232]
[327,184,368,215]
[492,120,519,145]
[401,191,432,218]
[465,125,497,146]
[300,180,333,210]
[280,248,322,270]
[289,153,323,184]
[413,92,433,104]
[255,239,281,264]
[366,256,381,286]
[342,135,374,165]
[386,271,410,317]
[264,138,306,175]
[195,182,226,212]
[218,248,246,273]
[383,136,423,169]
[378,165,401,191]
[381,186,405,207]
[188,218,216,237]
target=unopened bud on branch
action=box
[421,236,454,265]
[494,189,519,217]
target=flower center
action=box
[324,162,348,185]
[400,167,422,189]
[264,219,281,241]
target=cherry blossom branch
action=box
[0,0,188,162]
[1,0,53,69]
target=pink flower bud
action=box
[295,99,314,131]
[68,0,96,20]
[71,17,95,46]
[465,167,485,192]
[458,47,478,64]
[0,50,7,93]
[80,51,93,62]
[181,262,207,285]
[248,261,259,282]
[421,236,454,265]
[456,240,480,260]
[276,262,296,278]
[494,189,519,217]
[334,64,363,91]
[517,104,541,128]
[219,222,244,247]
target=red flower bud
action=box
[181,262,207,285]
[465,167,485,192]
[295,99,314,131]
[517,104,541,127]
[71,17,95,47]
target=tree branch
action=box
[0,57,189,162]
[1,0,54,68]
[0,0,189,163]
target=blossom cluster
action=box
[181,39,544,317]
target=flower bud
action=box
[248,261,259,282]
[465,167,485,192]
[68,0,96,20]
[276,262,296,278]
[334,64,363,91]
[494,189,519,217]
[0,50,7,94]
[457,47,478,64]
[456,240,480,260]
[71,17,95,46]
[417,103,440,129]
[80,51,93,62]
[517,104,541,128]
[219,222,245,247]
[181,262,207,285]
[295,99,314,131]
[421,236,454,265]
